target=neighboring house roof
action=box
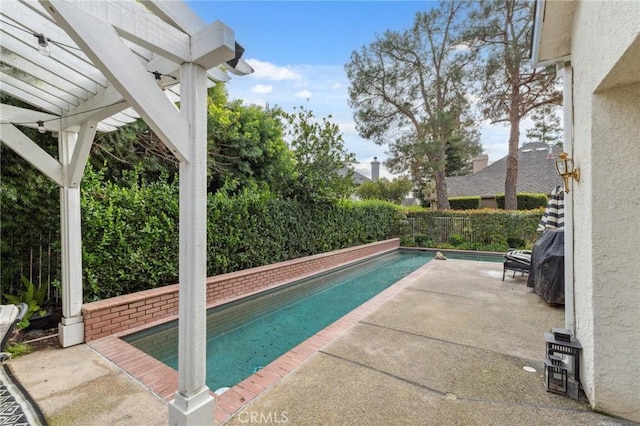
[446,142,563,198]
[339,167,371,185]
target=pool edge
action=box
[88,259,438,425]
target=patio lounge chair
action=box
[0,303,28,362]
[502,249,531,281]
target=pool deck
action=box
[7,259,627,425]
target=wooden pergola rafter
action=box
[0,1,253,423]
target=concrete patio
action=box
[7,258,628,425]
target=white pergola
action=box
[0,0,252,423]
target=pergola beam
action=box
[39,0,192,64]
[44,0,191,162]
[0,123,64,186]
[67,120,97,187]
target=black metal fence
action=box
[0,230,60,304]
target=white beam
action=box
[0,104,60,132]
[0,33,102,93]
[190,21,235,70]
[0,53,90,99]
[142,0,204,34]
[0,123,63,186]
[67,120,96,187]
[1,73,72,111]
[0,83,64,115]
[59,85,127,130]
[41,0,191,64]
[168,62,215,426]
[45,0,190,161]
[0,67,79,107]
[0,7,108,87]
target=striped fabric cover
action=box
[538,185,565,231]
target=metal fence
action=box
[406,216,475,246]
[0,231,59,303]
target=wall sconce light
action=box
[555,152,580,193]
[37,120,46,134]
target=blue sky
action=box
[187,1,518,179]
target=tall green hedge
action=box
[80,169,402,300]
[448,196,481,210]
[403,209,543,252]
[495,193,548,210]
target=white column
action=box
[560,63,575,334]
[58,131,85,347]
[168,62,215,425]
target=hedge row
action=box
[448,196,481,210]
[495,193,548,210]
[402,209,543,252]
[80,170,401,300]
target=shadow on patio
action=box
[7,259,625,425]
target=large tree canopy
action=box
[346,1,480,210]
[356,176,413,204]
[281,107,356,202]
[468,0,561,210]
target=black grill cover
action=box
[527,229,565,304]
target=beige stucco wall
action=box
[570,1,640,421]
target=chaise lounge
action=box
[0,303,28,362]
[502,250,531,281]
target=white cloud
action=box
[295,90,312,99]
[251,84,273,94]
[245,59,302,81]
[225,59,535,176]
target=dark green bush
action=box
[414,234,433,247]
[449,233,465,246]
[495,193,548,210]
[404,209,543,252]
[448,196,481,210]
[79,170,402,299]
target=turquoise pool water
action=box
[124,251,433,390]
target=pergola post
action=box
[58,131,85,347]
[168,62,215,424]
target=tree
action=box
[207,97,294,194]
[91,83,295,194]
[346,1,480,210]
[281,107,356,201]
[356,177,414,204]
[525,104,562,146]
[469,0,561,210]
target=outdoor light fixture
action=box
[37,120,46,134]
[35,33,50,56]
[555,152,580,193]
[544,330,582,400]
[149,70,177,90]
[544,357,568,395]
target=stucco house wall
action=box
[569,1,640,421]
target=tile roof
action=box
[446,142,563,198]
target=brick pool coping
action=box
[82,239,399,342]
[88,255,437,425]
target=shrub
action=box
[399,237,416,247]
[449,233,465,246]
[404,208,543,252]
[414,234,433,247]
[448,196,481,210]
[80,169,403,299]
[495,193,548,210]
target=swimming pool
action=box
[124,250,433,390]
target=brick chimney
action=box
[371,157,380,181]
[472,154,488,174]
